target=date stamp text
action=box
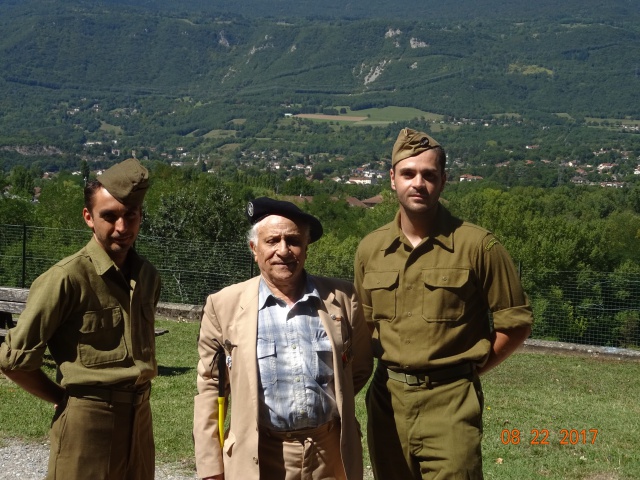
[500,428,599,445]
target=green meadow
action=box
[1,318,639,479]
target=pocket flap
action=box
[80,307,122,333]
[312,338,333,353]
[256,340,276,359]
[362,271,398,290]
[423,269,469,288]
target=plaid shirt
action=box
[257,276,338,431]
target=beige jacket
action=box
[193,275,373,480]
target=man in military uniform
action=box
[354,128,533,480]
[0,158,161,480]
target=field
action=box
[1,317,639,479]
[293,106,445,126]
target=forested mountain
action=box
[0,0,639,184]
[1,0,639,133]
[60,0,639,22]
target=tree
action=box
[34,179,86,230]
[9,166,35,199]
[143,174,246,243]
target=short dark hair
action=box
[83,180,103,212]
[433,146,447,174]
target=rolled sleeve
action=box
[0,338,48,372]
[492,304,534,331]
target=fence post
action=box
[21,224,27,288]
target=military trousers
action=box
[366,365,484,480]
[46,393,154,480]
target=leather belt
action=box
[385,363,474,387]
[67,384,151,405]
[261,418,339,440]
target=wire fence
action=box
[1,224,639,349]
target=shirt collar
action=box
[380,204,456,253]
[258,273,320,310]
[86,236,143,277]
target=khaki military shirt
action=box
[354,205,533,370]
[0,237,161,388]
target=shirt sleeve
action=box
[0,267,74,371]
[479,234,534,331]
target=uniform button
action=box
[407,285,413,290]
[286,432,292,438]
[404,365,410,369]
[442,276,449,281]
[253,456,259,464]
[407,312,412,317]
[295,377,300,382]
[292,344,297,349]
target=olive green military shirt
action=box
[354,205,533,371]
[0,237,161,387]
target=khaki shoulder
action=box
[457,221,503,251]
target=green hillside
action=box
[0,0,638,164]
[1,1,639,112]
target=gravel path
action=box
[0,439,197,479]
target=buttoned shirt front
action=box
[257,276,338,430]
[354,204,533,371]
[0,237,161,388]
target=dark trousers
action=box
[47,395,154,480]
[366,366,484,480]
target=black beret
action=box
[246,197,323,243]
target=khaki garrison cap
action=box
[392,128,441,167]
[97,158,149,206]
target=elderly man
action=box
[194,197,373,480]
[0,158,161,479]
[354,128,533,480]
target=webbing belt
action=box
[385,362,474,387]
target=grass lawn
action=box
[1,318,639,479]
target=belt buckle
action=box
[406,373,428,386]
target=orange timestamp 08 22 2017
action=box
[500,428,599,445]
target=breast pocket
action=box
[256,339,277,386]
[362,271,399,322]
[79,307,128,367]
[422,268,473,322]
[312,338,334,386]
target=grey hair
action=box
[246,217,311,250]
